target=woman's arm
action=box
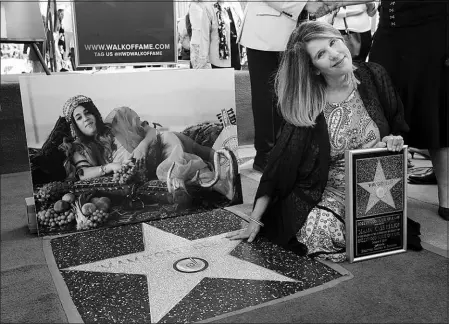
[128,124,158,167]
[226,195,271,242]
[137,124,158,151]
[73,151,121,180]
[252,195,271,221]
[367,62,409,137]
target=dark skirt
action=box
[369,17,448,149]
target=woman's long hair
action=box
[275,21,358,127]
[70,101,116,166]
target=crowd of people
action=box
[177,0,245,70]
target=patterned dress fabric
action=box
[297,89,381,262]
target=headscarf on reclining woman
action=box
[59,95,236,202]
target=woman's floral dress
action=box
[296,89,381,262]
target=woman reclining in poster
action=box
[59,95,236,204]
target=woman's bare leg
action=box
[172,132,215,163]
[161,131,234,200]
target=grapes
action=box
[75,209,110,231]
[37,206,77,229]
[38,202,110,231]
[35,181,72,206]
[112,163,147,184]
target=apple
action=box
[81,203,97,216]
[61,193,76,204]
[99,197,111,207]
[90,197,101,205]
[54,200,70,213]
[96,197,111,211]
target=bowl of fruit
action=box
[36,192,76,230]
[37,191,113,232]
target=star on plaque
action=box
[358,160,401,214]
[64,224,296,323]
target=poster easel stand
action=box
[31,42,51,75]
[1,0,52,75]
[0,39,51,75]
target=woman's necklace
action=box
[326,84,355,105]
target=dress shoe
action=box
[408,169,437,185]
[253,153,268,173]
[438,206,449,221]
[253,162,266,173]
[409,148,431,160]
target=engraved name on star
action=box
[63,224,296,323]
[358,160,401,214]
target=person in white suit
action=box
[238,1,337,172]
[189,0,244,70]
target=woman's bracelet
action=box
[247,216,264,227]
[99,165,107,176]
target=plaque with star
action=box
[345,147,408,263]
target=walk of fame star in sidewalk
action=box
[43,209,352,323]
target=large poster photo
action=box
[19,69,242,236]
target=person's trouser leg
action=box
[430,148,449,209]
[354,30,372,62]
[246,48,282,169]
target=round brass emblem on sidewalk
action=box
[376,187,386,199]
[173,257,208,273]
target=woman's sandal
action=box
[166,163,193,205]
[166,151,225,205]
[170,148,242,205]
[213,148,243,204]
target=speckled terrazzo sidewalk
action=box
[43,209,353,323]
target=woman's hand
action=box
[366,2,378,17]
[106,162,122,173]
[374,135,404,152]
[130,142,147,169]
[305,1,333,18]
[226,221,261,243]
[227,195,270,242]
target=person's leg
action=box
[230,39,241,70]
[161,132,236,200]
[246,48,282,171]
[172,132,214,163]
[354,30,372,62]
[429,147,448,210]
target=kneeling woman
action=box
[60,95,235,202]
[227,21,420,262]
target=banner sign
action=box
[345,147,408,263]
[73,0,176,67]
